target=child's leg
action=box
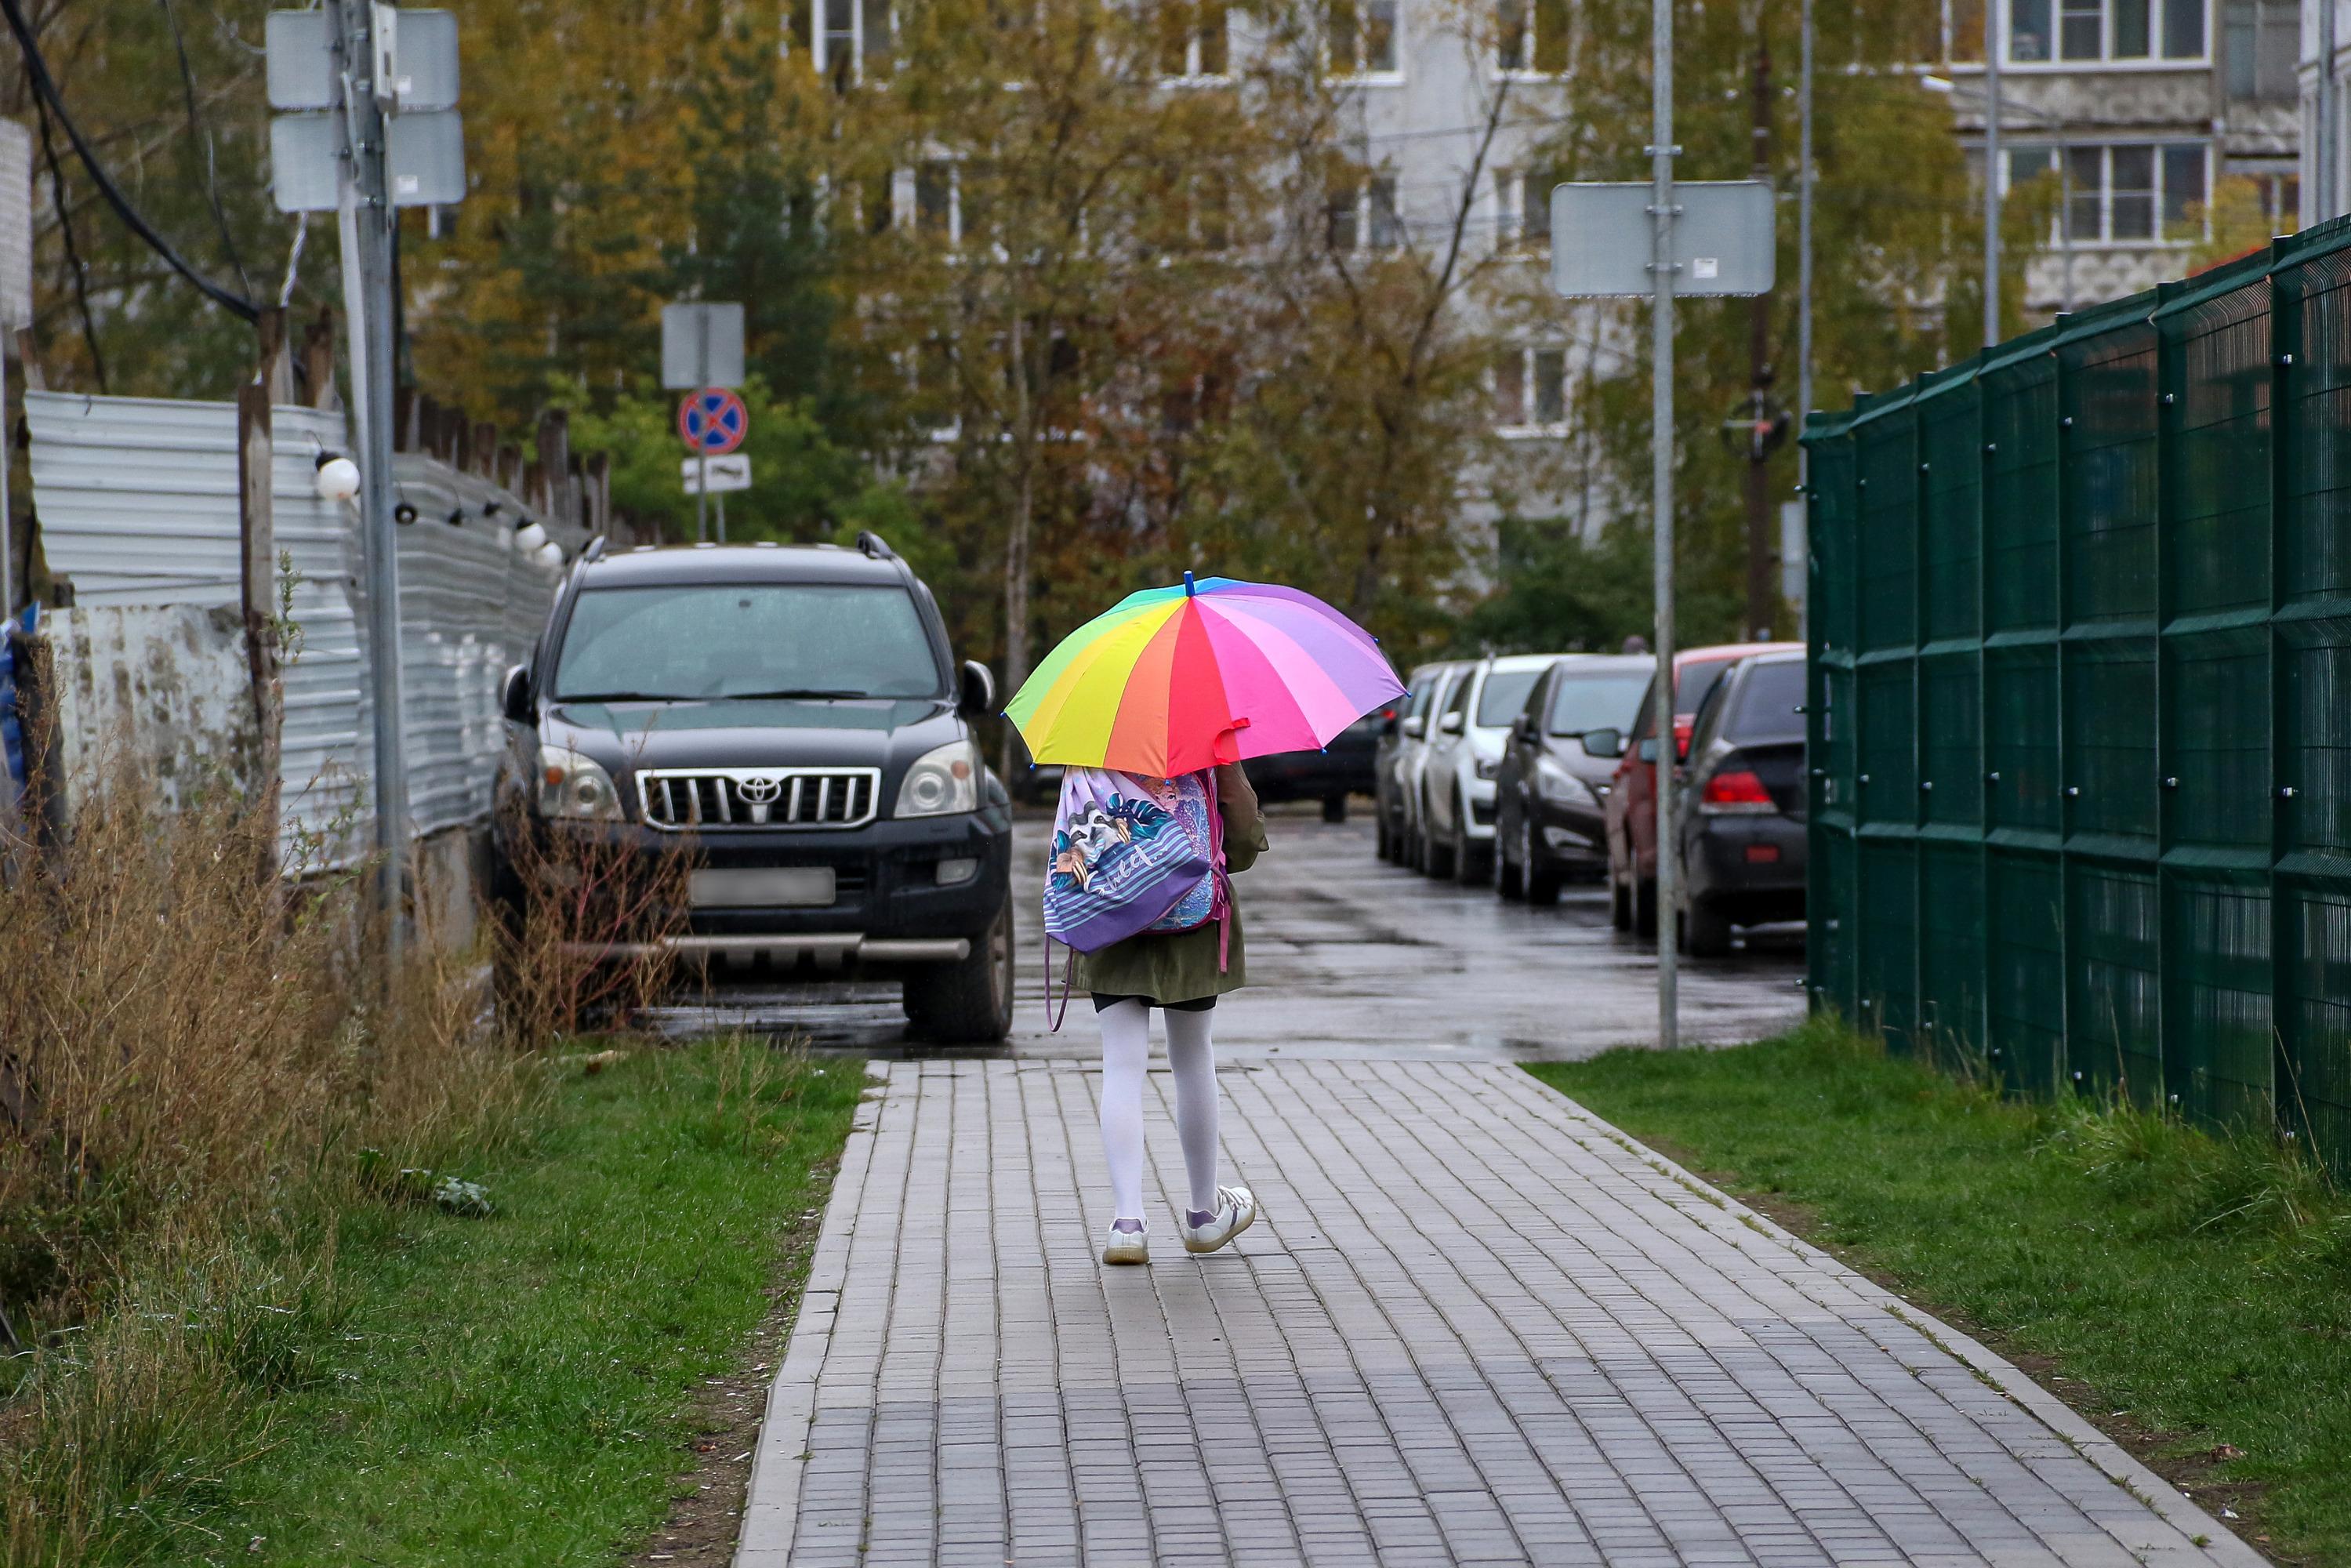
[1096,998,1151,1223]
[1162,1005,1221,1217]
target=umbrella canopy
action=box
[1006,574,1405,779]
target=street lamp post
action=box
[1926,74,2075,328]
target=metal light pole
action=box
[2323,0,2340,223]
[1649,0,1680,1049]
[1797,0,1813,491]
[328,0,409,967]
[1983,0,2002,348]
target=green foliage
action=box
[1455,517,1659,656]
[1532,1021,2351,1564]
[2,1041,862,1566]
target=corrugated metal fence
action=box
[25,390,571,857]
[1803,220,2351,1175]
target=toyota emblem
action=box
[737,775,782,804]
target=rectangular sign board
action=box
[682,454,753,494]
[273,110,465,211]
[268,9,459,111]
[662,303,746,390]
[1551,180,1776,298]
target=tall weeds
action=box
[0,777,539,1566]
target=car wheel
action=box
[1424,793,1458,880]
[1523,821,1562,906]
[1496,808,1526,900]
[1685,895,1734,958]
[1453,806,1489,886]
[1608,865,1631,927]
[1375,810,1393,862]
[1634,876,1658,939]
[1322,793,1348,824]
[905,902,1015,1044]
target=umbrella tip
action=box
[1183,570,1195,597]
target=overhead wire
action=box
[31,93,107,391]
[0,0,260,322]
[158,0,255,300]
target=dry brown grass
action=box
[0,776,565,1564]
[491,800,692,1042]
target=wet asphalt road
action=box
[651,804,1807,1060]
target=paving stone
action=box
[735,1058,2254,1568]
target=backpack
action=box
[1042,768,1228,1027]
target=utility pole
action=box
[1649,0,1680,1048]
[1983,0,2002,348]
[328,0,409,967]
[1796,0,1813,634]
[1745,34,1774,641]
[2323,0,2340,223]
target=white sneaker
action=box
[1180,1185,1260,1254]
[1101,1222,1149,1265]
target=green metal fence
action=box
[1804,222,2351,1174]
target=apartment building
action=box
[1936,0,2299,318]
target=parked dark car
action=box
[1252,710,1384,822]
[1671,649,1808,956]
[1492,654,1656,903]
[491,533,1016,1042]
[1590,641,1802,936]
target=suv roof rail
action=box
[582,535,608,563]
[855,530,897,561]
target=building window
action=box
[1327,176,1402,252]
[1159,0,1230,79]
[1497,0,1569,72]
[2005,141,2208,242]
[915,161,993,249]
[1497,347,1567,429]
[802,0,894,89]
[2223,0,2295,101]
[1500,169,1555,251]
[1330,0,1400,75]
[2008,0,2204,62]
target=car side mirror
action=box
[1401,714,1425,739]
[1439,711,1464,735]
[502,664,533,724]
[1582,726,1624,760]
[1638,736,1659,764]
[960,659,996,716]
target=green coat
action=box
[1072,765,1268,1005]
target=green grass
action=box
[1529,1021,2351,1566]
[42,1040,862,1568]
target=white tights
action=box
[1096,999,1221,1223]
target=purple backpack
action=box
[1042,768,1228,1025]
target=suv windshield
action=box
[1475,669,1543,727]
[554,583,942,702]
[1548,670,1653,737]
[1727,659,1805,742]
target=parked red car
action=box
[1589,641,1802,935]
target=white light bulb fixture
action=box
[534,541,564,570]
[313,452,361,503]
[513,521,550,554]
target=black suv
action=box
[1673,649,1807,956]
[493,532,1015,1041]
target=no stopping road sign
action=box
[678,387,749,456]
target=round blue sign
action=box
[677,387,749,456]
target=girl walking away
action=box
[1004,572,1404,1264]
[1068,761,1268,1265]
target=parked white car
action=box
[1379,660,1464,866]
[1417,653,1560,884]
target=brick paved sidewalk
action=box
[738,1058,2253,1568]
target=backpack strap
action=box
[1206,769,1233,974]
[1045,935,1076,1033]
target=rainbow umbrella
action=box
[1005,573,1406,779]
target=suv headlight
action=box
[898,739,981,818]
[1536,757,1595,808]
[537,744,622,821]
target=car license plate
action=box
[688,867,836,908]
